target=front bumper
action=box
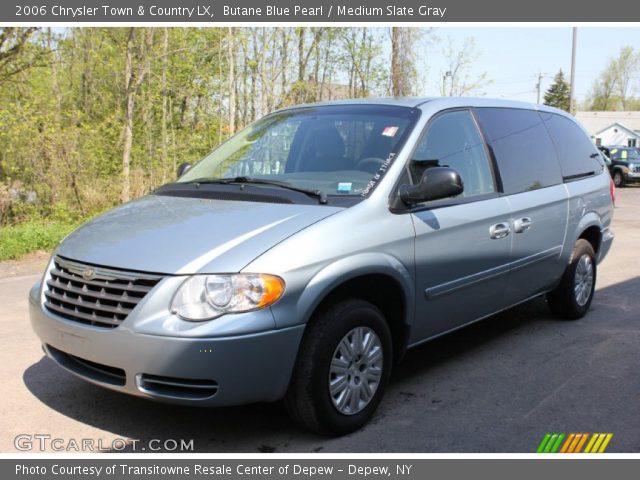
[29,282,305,406]
[623,170,640,183]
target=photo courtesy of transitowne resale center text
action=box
[0,0,639,478]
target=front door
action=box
[408,110,513,344]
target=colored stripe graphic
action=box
[584,433,614,453]
[537,433,552,453]
[584,434,598,453]
[566,433,588,453]
[537,433,565,453]
[560,433,575,453]
[538,433,613,453]
[549,433,565,453]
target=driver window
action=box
[411,110,495,198]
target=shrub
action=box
[0,221,81,261]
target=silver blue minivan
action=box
[29,98,614,434]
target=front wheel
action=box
[547,239,596,320]
[612,170,626,188]
[285,299,392,435]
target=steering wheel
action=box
[355,157,385,174]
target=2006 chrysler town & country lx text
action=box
[29,98,614,435]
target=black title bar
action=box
[4,0,640,22]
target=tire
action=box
[612,170,626,188]
[547,239,597,320]
[285,299,393,435]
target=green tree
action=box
[544,70,571,112]
[0,26,405,246]
[0,28,45,85]
[586,46,640,111]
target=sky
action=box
[418,27,639,105]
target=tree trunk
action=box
[297,28,305,82]
[391,28,401,96]
[121,28,135,203]
[250,29,258,121]
[161,27,169,182]
[281,28,288,103]
[120,28,152,202]
[227,27,236,134]
[217,32,224,143]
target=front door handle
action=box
[489,222,511,239]
[513,217,533,233]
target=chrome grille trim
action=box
[137,374,219,400]
[44,257,163,329]
[55,256,161,282]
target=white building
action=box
[575,111,640,147]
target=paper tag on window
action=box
[382,126,399,137]
[337,182,352,193]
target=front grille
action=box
[44,257,162,329]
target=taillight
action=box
[609,177,616,206]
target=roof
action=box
[273,96,564,114]
[575,111,640,135]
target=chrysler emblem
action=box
[82,268,96,280]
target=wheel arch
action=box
[572,212,604,256]
[294,253,415,362]
[578,225,602,255]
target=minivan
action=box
[29,98,614,435]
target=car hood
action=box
[56,195,343,274]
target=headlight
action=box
[170,274,285,321]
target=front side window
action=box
[177,105,420,199]
[410,110,496,198]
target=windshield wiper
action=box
[183,176,328,204]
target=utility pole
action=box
[569,27,577,114]
[536,72,552,104]
[536,72,544,104]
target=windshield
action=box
[178,105,420,197]
[609,147,640,161]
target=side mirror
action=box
[399,166,463,205]
[177,162,192,178]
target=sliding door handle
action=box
[489,223,511,239]
[514,217,533,233]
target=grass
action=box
[0,220,81,261]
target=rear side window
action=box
[475,108,562,195]
[540,112,603,179]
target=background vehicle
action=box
[598,145,640,187]
[29,98,614,435]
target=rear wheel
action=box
[612,170,626,188]
[547,239,596,320]
[285,299,392,435]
